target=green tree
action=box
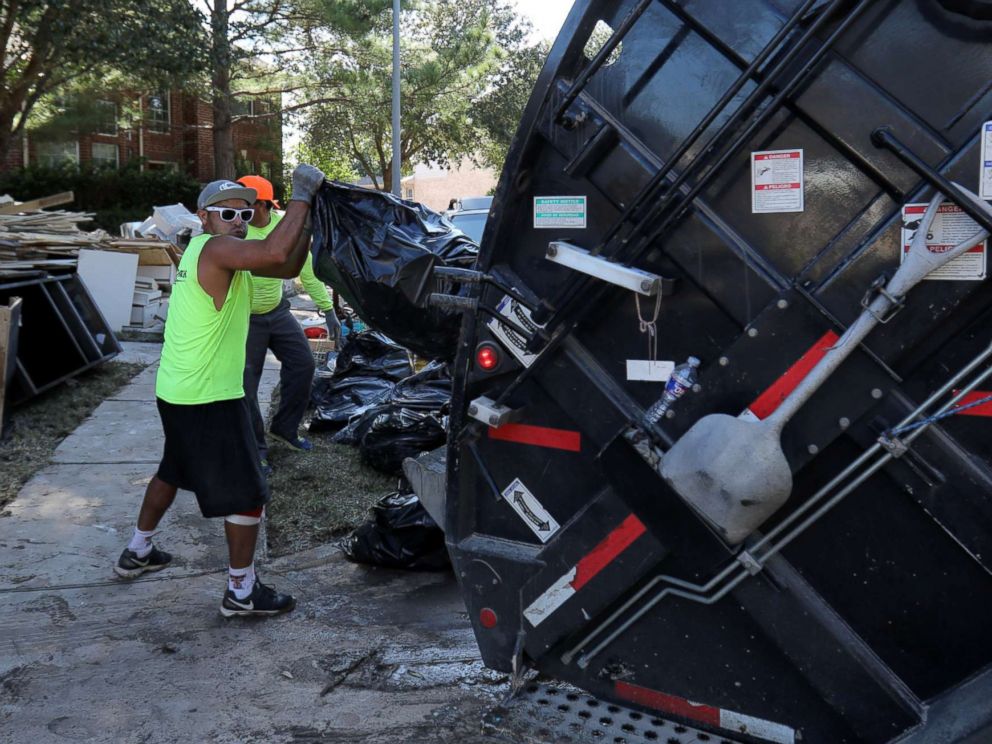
[201,0,393,180]
[472,39,548,170]
[0,0,206,164]
[298,0,542,192]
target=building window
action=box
[96,100,117,135]
[91,142,118,168]
[36,140,79,166]
[259,161,272,179]
[404,187,414,199]
[231,98,251,117]
[146,160,178,171]
[146,91,170,134]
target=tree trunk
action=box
[211,1,236,180]
[0,111,17,166]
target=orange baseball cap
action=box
[237,175,281,208]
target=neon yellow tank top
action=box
[247,211,334,314]
[247,211,285,314]
[156,233,253,404]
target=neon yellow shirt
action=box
[156,233,253,404]
[246,211,333,314]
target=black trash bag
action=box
[309,374,395,432]
[389,360,452,410]
[332,361,452,457]
[359,408,447,475]
[333,330,413,381]
[330,405,381,445]
[342,487,450,571]
[311,181,478,360]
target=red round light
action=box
[479,608,498,628]
[304,326,327,339]
[476,344,499,371]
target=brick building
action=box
[1,90,281,182]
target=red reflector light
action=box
[479,608,498,628]
[304,326,327,339]
[476,344,499,371]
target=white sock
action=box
[228,563,256,600]
[128,528,155,558]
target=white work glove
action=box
[289,163,326,204]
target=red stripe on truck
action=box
[747,330,839,419]
[614,681,720,725]
[952,390,992,417]
[572,515,646,590]
[488,423,582,451]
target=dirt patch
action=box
[265,431,396,557]
[0,361,145,511]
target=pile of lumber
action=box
[0,191,110,270]
[0,191,181,273]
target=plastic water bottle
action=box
[645,357,700,424]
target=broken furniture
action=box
[0,270,120,405]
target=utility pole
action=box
[391,0,401,196]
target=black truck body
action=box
[442,1,992,741]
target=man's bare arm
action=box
[204,200,312,278]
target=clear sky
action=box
[510,0,574,42]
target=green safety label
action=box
[534,196,587,229]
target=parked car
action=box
[446,195,492,244]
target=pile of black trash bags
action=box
[310,331,449,475]
[310,330,451,570]
[307,183,476,572]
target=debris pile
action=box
[0,191,185,332]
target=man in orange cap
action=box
[237,174,340,472]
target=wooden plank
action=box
[0,297,22,437]
[0,191,75,215]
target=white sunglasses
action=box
[204,206,254,223]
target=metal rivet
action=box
[777,299,789,309]
[489,415,500,425]
[808,444,819,455]
[468,405,478,416]
[691,384,702,393]
[747,328,758,337]
[871,388,883,399]
[719,356,729,366]
[640,279,654,293]
[665,409,675,419]
[547,245,558,257]
[839,417,850,429]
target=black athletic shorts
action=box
[155,397,269,518]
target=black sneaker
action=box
[114,546,172,578]
[220,577,296,618]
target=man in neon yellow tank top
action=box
[236,174,339,471]
[113,165,326,618]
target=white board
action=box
[77,249,139,332]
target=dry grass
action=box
[0,361,146,511]
[264,430,397,557]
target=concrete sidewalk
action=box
[0,345,515,744]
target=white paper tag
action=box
[751,149,804,213]
[626,360,674,382]
[502,478,560,543]
[534,196,587,229]
[487,295,543,367]
[901,203,987,281]
[981,121,992,200]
